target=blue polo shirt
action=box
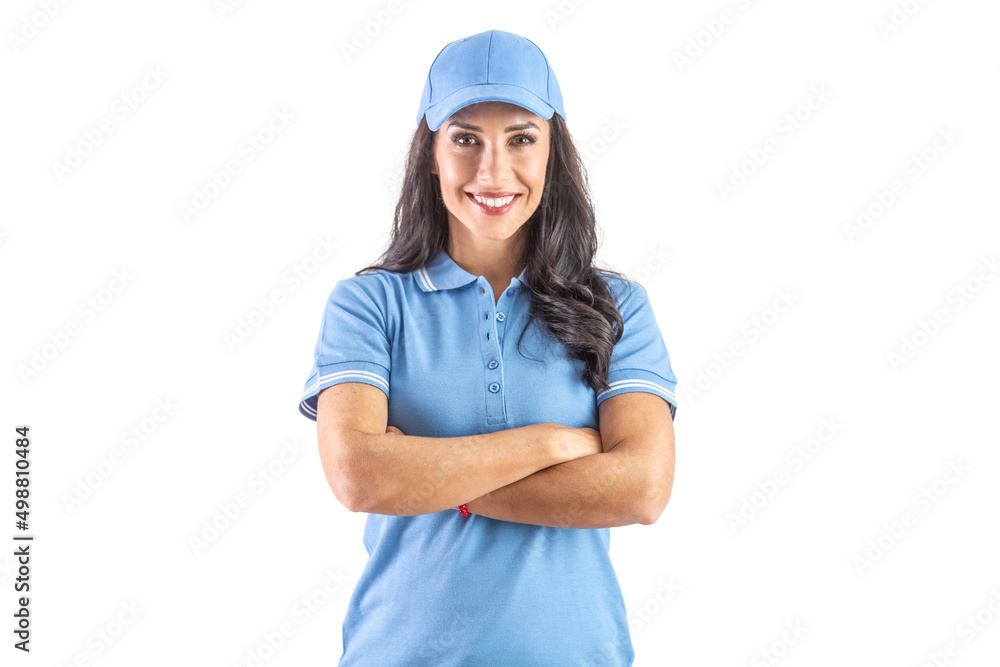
[299,247,677,666]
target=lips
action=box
[465,192,521,215]
[466,192,520,204]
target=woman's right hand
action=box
[544,423,604,461]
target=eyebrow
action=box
[446,120,540,133]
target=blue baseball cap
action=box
[415,29,566,131]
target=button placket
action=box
[478,278,507,424]
[494,286,513,345]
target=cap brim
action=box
[424,83,556,131]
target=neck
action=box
[446,232,526,283]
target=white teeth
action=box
[473,194,515,207]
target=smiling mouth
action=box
[466,192,521,208]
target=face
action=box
[430,101,550,251]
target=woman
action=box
[298,29,678,666]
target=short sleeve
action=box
[298,275,392,421]
[596,277,678,420]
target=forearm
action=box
[463,448,650,529]
[337,424,566,516]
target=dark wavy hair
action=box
[356,113,634,394]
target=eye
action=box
[451,133,538,147]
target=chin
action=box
[472,231,517,243]
[472,222,525,240]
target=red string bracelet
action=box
[458,504,470,517]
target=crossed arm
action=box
[316,384,675,529]
[464,392,675,528]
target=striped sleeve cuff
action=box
[596,369,677,419]
[298,360,390,421]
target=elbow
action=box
[638,503,666,525]
[636,475,673,526]
[319,433,375,514]
[324,460,370,513]
[636,495,669,525]
[339,479,373,514]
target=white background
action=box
[3,0,999,665]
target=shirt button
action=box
[496,312,505,322]
[507,288,515,296]
[484,311,489,320]
[488,359,498,369]
[488,382,500,393]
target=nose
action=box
[476,141,512,185]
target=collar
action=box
[415,248,528,293]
